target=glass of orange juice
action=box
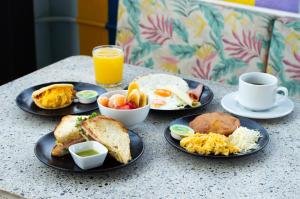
[92,45,124,87]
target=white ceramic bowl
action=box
[169,124,195,141]
[75,90,98,104]
[69,141,108,170]
[97,90,150,127]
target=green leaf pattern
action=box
[172,0,199,17]
[172,19,189,43]
[169,44,196,59]
[117,0,273,85]
[267,18,300,97]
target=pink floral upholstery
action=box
[117,0,275,85]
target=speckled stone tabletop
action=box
[0,56,299,199]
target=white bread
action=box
[54,115,87,143]
[51,115,87,157]
[81,116,132,164]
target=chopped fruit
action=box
[139,92,148,107]
[108,94,127,108]
[127,89,140,107]
[152,99,166,108]
[118,102,138,109]
[127,102,137,109]
[100,82,148,110]
[117,102,137,110]
[98,96,109,107]
[118,104,131,110]
[127,81,139,100]
[154,89,172,97]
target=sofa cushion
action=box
[267,17,300,97]
[117,0,274,85]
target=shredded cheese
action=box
[229,127,260,153]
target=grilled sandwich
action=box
[81,116,132,164]
[51,115,88,156]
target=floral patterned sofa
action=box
[116,0,300,97]
[267,17,300,97]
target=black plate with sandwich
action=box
[34,114,144,172]
[124,74,214,112]
[16,81,106,117]
[164,113,269,158]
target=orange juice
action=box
[92,46,124,86]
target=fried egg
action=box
[148,88,185,110]
[135,74,190,110]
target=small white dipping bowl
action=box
[75,90,98,104]
[69,141,108,170]
[97,90,150,127]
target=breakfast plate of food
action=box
[16,82,106,116]
[125,73,213,111]
[34,113,144,172]
[164,112,269,158]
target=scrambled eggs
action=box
[180,133,240,156]
[32,84,74,109]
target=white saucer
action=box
[221,92,294,119]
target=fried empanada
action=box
[189,112,240,136]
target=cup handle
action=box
[274,86,288,106]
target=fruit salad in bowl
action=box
[97,82,150,127]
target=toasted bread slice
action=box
[54,115,87,143]
[81,116,132,164]
[51,115,87,157]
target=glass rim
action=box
[92,45,123,57]
[92,45,123,51]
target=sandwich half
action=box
[51,115,88,156]
[81,116,132,164]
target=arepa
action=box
[32,84,74,109]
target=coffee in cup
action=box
[238,72,288,111]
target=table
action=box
[0,56,299,199]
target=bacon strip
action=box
[188,84,204,102]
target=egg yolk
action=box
[152,99,166,108]
[154,89,172,97]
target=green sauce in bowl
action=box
[170,124,194,140]
[76,149,99,157]
[77,90,98,99]
[76,90,98,104]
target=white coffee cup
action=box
[238,72,288,111]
